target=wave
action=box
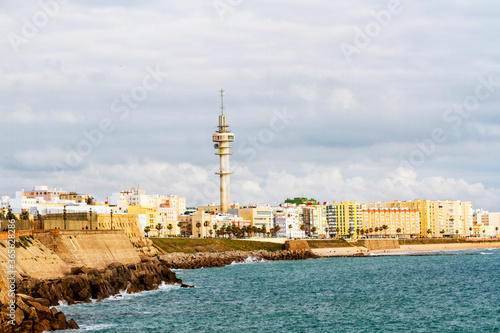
[230,256,267,265]
[57,300,69,307]
[81,323,117,331]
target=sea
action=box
[55,248,500,332]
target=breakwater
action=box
[159,249,318,269]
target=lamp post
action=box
[89,208,92,230]
[63,206,67,230]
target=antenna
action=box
[220,89,225,115]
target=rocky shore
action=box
[2,246,316,332]
[1,259,182,333]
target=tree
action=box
[6,210,17,221]
[20,211,30,220]
[167,224,173,236]
[186,224,192,237]
[204,221,210,237]
[427,229,432,237]
[496,227,499,237]
[396,228,402,235]
[213,223,219,238]
[144,226,151,237]
[469,227,473,236]
[261,225,267,238]
[155,223,163,237]
[335,227,340,239]
[311,226,317,236]
[209,229,213,237]
[196,222,202,238]
[382,225,388,237]
[455,230,460,238]
[273,225,281,237]
[324,226,329,238]
[219,225,226,238]
[177,222,183,237]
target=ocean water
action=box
[55,248,500,332]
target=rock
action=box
[180,284,194,288]
[66,318,80,329]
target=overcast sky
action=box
[1,0,500,210]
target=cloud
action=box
[1,1,499,212]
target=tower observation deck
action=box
[212,89,234,213]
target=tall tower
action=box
[213,89,235,213]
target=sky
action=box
[1,0,500,210]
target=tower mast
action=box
[213,89,234,213]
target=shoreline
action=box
[312,242,500,257]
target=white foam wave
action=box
[57,300,68,307]
[81,323,117,331]
[480,252,494,255]
[230,256,266,265]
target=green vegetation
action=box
[306,239,352,248]
[284,197,318,205]
[151,238,283,254]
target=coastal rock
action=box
[159,249,318,269]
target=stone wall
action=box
[33,230,142,272]
[284,239,311,251]
[356,239,400,250]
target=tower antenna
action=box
[220,89,225,115]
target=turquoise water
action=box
[55,249,500,332]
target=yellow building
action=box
[235,205,273,231]
[127,205,162,236]
[326,201,363,238]
[59,192,91,204]
[362,207,420,237]
[369,200,472,238]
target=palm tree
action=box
[209,229,213,237]
[469,227,473,236]
[311,226,317,236]
[213,223,219,238]
[204,221,210,237]
[186,223,192,237]
[274,225,281,237]
[144,226,151,237]
[324,226,329,238]
[495,227,499,237]
[155,223,163,237]
[335,227,340,239]
[177,222,183,237]
[219,225,226,238]
[196,222,202,238]
[427,229,432,237]
[167,224,173,236]
[20,211,30,220]
[455,230,460,238]
[396,228,401,236]
[382,225,388,238]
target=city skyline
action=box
[2,1,500,210]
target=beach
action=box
[312,241,500,257]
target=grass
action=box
[150,237,283,254]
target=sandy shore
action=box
[312,242,500,257]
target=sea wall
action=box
[357,239,400,250]
[33,230,142,272]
